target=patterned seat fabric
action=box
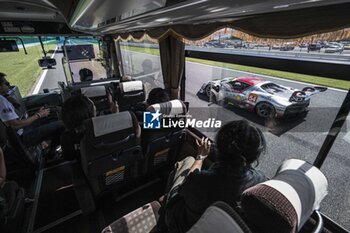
[101,201,161,233]
[241,159,328,233]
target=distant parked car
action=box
[324,42,343,53]
[280,45,295,51]
[341,41,350,49]
[213,42,226,48]
[319,42,328,48]
[271,44,281,49]
[307,43,321,52]
[325,45,343,53]
[243,43,255,49]
[204,41,215,47]
[204,41,226,48]
[256,44,268,47]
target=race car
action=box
[199,77,327,118]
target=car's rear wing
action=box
[302,86,328,95]
[289,86,327,102]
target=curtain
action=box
[159,35,185,99]
[114,3,350,42]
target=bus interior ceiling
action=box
[0,0,350,233]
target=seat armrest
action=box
[311,210,323,233]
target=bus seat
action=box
[101,201,161,233]
[100,201,251,233]
[0,121,36,180]
[241,159,328,233]
[3,122,39,171]
[187,201,252,233]
[117,81,145,111]
[142,99,187,175]
[79,111,143,197]
[0,181,26,233]
[80,85,111,114]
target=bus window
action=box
[118,39,164,95]
[184,29,350,230]
[318,120,350,229]
[0,36,58,96]
[63,37,107,83]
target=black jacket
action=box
[60,130,82,161]
[166,162,268,233]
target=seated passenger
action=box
[121,74,134,82]
[79,68,93,82]
[61,94,96,161]
[61,94,141,161]
[147,87,170,106]
[165,120,268,232]
[134,87,170,120]
[0,73,64,155]
[79,68,118,113]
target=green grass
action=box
[0,43,57,96]
[121,45,350,90]
[121,45,160,56]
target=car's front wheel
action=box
[205,85,212,98]
[255,102,276,118]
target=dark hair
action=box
[79,68,93,82]
[215,120,266,167]
[61,94,95,131]
[0,73,7,85]
[147,88,170,105]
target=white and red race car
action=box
[199,77,327,118]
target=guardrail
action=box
[120,42,350,63]
[186,46,350,63]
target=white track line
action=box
[32,47,57,94]
[343,116,350,144]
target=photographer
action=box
[0,73,64,154]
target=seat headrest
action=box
[81,86,107,98]
[241,159,328,233]
[120,80,143,93]
[91,111,134,137]
[147,99,187,116]
[188,202,250,233]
